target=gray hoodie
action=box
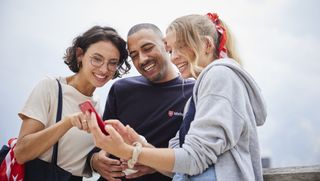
[169,58,267,181]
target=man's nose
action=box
[138,53,149,64]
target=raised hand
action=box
[87,112,131,159]
[65,111,90,132]
[105,120,141,145]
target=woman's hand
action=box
[87,112,132,160]
[105,120,141,145]
[66,111,90,132]
[105,120,149,147]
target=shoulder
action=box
[112,76,148,88]
[114,76,144,84]
[33,76,60,92]
[202,58,243,83]
[196,62,244,98]
[201,64,239,85]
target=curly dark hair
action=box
[63,26,130,78]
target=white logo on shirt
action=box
[168,110,183,117]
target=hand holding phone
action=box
[79,100,109,135]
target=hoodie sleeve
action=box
[172,66,250,175]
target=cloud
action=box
[227,0,320,167]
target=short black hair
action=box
[127,23,163,38]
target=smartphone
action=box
[79,100,109,135]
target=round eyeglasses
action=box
[89,56,119,72]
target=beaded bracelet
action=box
[127,142,142,169]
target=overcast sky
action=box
[1,0,319,169]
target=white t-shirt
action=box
[19,76,100,176]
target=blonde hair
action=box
[166,14,241,78]
[220,20,241,64]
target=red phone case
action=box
[79,100,109,135]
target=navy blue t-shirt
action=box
[101,76,194,181]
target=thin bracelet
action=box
[127,142,142,169]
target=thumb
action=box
[105,125,123,142]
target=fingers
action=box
[88,112,103,136]
[126,125,140,141]
[68,113,79,128]
[104,157,121,166]
[98,151,120,165]
[105,119,127,133]
[67,112,92,133]
[87,112,108,148]
[87,111,96,130]
[93,151,122,171]
[125,165,156,179]
[92,151,125,180]
[88,113,128,159]
[104,125,123,142]
[98,166,123,181]
[103,120,140,144]
[127,125,138,136]
[81,112,90,132]
[97,157,123,173]
[98,149,109,160]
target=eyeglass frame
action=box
[89,55,119,72]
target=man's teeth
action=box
[144,63,155,72]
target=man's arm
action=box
[83,147,100,176]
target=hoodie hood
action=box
[203,58,267,126]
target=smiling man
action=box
[127,25,176,83]
[87,23,194,181]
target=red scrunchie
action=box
[206,13,228,58]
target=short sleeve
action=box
[18,77,58,126]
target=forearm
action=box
[141,142,173,176]
[84,147,101,174]
[15,117,73,164]
[138,147,175,172]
